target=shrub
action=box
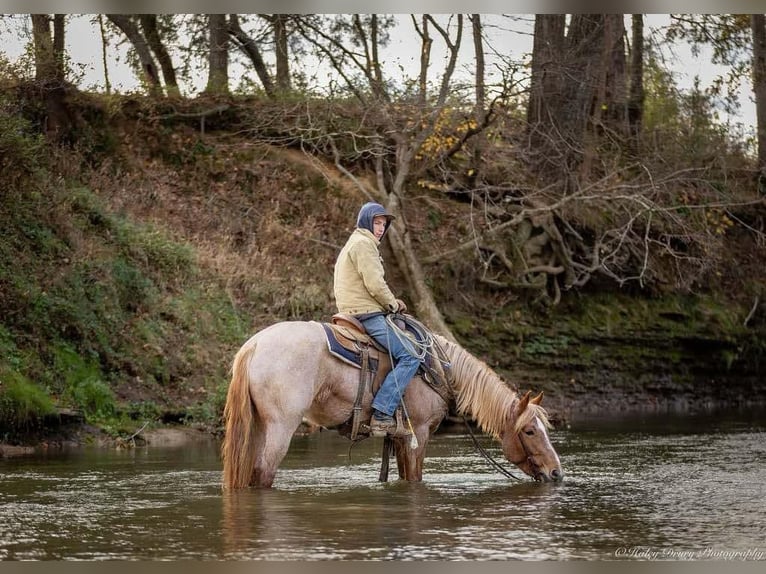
[70,378,116,420]
[0,375,55,433]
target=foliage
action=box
[70,378,116,420]
[0,91,46,184]
[0,374,55,433]
[666,14,752,116]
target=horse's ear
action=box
[516,390,531,414]
[531,391,544,405]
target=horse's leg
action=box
[251,416,303,487]
[393,429,430,481]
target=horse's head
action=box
[500,390,563,482]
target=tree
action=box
[205,14,229,95]
[526,14,630,182]
[106,14,162,96]
[227,14,275,98]
[261,14,292,93]
[30,14,56,82]
[526,14,566,159]
[666,15,760,185]
[627,14,645,153]
[470,14,487,183]
[752,14,766,191]
[292,14,470,339]
[30,14,71,138]
[139,15,180,97]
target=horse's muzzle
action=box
[536,468,564,482]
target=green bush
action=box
[0,375,55,432]
[70,378,116,420]
[0,99,46,183]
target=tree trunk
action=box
[228,14,275,98]
[526,14,566,174]
[97,14,111,94]
[139,15,180,98]
[527,15,565,128]
[470,14,486,185]
[107,14,162,96]
[559,14,628,181]
[752,14,766,193]
[31,14,70,139]
[601,14,628,133]
[52,14,65,82]
[31,14,56,82]
[414,15,432,107]
[627,14,645,154]
[383,142,456,342]
[273,14,291,92]
[205,14,230,95]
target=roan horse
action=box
[221,320,563,488]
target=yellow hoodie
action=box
[333,228,398,315]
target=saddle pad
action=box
[321,322,376,369]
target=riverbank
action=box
[1,94,763,453]
[3,382,764,458]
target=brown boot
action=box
[369,412,411,437]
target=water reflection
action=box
[1,408,765,560]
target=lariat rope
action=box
[384,313,525,480]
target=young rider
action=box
[333,202,421,437]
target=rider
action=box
[333,201,421,437]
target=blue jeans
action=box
[360,314,422,417]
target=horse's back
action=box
[248,320,325,361]
[242,321,328,387]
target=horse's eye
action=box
[524,429,535,436]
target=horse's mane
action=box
[433,335,550,438]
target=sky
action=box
[0,13,757,134]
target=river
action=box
[1,408,764,560]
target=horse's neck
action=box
[441,338,516,439]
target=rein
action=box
[424,331,525,482]
[461,414,525,481]
[384,314,527,482]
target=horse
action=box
[221,320,563,488]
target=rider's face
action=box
[372,215,387,240]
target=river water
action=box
[0,408,764,560]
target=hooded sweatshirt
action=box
[333,202,398,315]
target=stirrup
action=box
[365,409,411,438]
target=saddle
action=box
[320,313,453,440]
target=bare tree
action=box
[470,14,487,183]
[292,14,469,339]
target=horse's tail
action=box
[221,337,259,489]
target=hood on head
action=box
[356,202,395,236]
